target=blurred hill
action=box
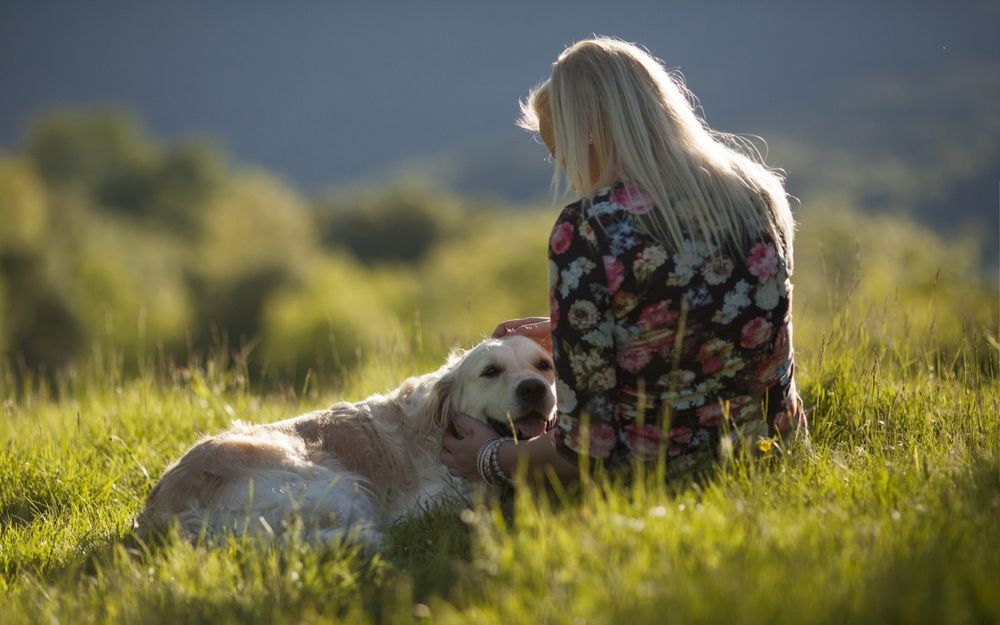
[0,109,996,382]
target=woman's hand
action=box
[441,413,582,486]
[492,317,552,351]
[440,413,499,481]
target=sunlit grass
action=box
[1,288,997,624]
[4,107,998,622]
[1,201,998,624]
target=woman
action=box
[440,37,806,485]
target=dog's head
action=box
[423,335,557,440]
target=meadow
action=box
[0,110,998,624]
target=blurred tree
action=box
[318,184,461,264]
[0,156,49,253]
[69,217,193,365]
[24,108,158,215]
[22,109,229,235]
[0,251,81,372]
[261,254,398,375]
[417,210,551,338]
[188,265,291,349]
[146,140,226,234]
[0,156,75,370]
[186,172,316,347]
[0,277,5,356]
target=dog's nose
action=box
[516,378,548,404]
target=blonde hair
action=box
[518,37,795,272]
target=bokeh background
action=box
[1,0,997,384]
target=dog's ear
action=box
[417,367,458,439]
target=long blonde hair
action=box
[518,37,795,272]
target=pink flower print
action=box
[590,424,619,456]
[637,300,679,332]
[625,423,667,460]
[550,221,574,255]
[603,256,625,294]
[612,183,655,215]
[698,396,755,426]
[570,423,618,457]
[549,290,560,330]
[746,242,779,281]
[697,402,725,427]
[651,331,678,358]
[668,426,693,445]
[754,353,783,386]
[697,338,733,375]
[740,317,774,349]
[753,325,790,383]
[617,345,653,373]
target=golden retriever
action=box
[133,335,556,548]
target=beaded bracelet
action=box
[475,437,513,486]
[476,437,500,486]
[489,439,514,487]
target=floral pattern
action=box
[549,180,806,473]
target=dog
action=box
[133,335,556,549]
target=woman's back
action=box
[549,179,805,475]
[440,37,806,486]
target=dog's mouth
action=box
[486,410,552,440]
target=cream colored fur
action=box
[134,336,556,549]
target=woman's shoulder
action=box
[580,179,641,219]
[559,181,786,269]
[553,180,644,237]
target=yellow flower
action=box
[756,437,774,454]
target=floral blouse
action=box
[548,180,806,475]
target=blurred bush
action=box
[416,210,551,339]
[317,183,462,264]
[260,254,404,377]
[793,200,996,368]
[186,172,315,347]
[24,108,158,213]
[0,250,81,373]
[0,157,48,252]
[24,107,225,233]
[69,216,191,362]
[0,155,80,371]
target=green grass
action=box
[1,298,998,624]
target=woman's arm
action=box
[440,414,579,485]
[545,208,622,466]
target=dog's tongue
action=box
[515,414,547,439]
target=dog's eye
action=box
[537,360,553,372]
[480,366,501,378]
